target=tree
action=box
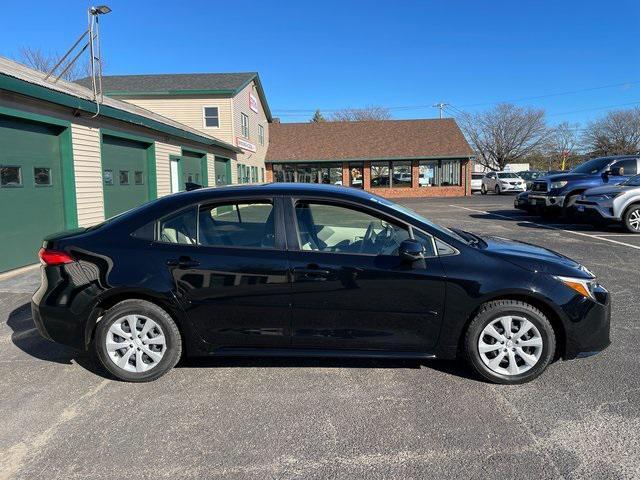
[310,109,326,123]
[17,46,91,81]
[459,103,551,171]
[582,108,640,157]
[549,122,579,170]
[330,106,392,122]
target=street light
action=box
[90,5,112,15]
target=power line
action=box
[272,79,640,115]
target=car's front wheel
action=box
[623,204,640,233]
[481,184,487,195]
[464,300,556,384]
[494,185,501,195]
[94,299,182,382]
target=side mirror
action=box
[399,239,425,263]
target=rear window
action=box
[472,173,483,179]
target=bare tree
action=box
[582,108,640,156]
[17,46,91,81]
[549,122,579,170]
[459,103,551,171]
[330,106,392,122]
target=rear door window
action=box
[199,201,276,248]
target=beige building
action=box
[77,73,272,186]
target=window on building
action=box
[134,171,144,185]
[0,166,22,187]
[34,167,52,186]
[261,168,265,182]
[270,163,341,184]
[418,159,461,187]
[370,162,390,187]
[203,107,219,128]
[349,163,364,188]
[103,169,113,186]
[199,201,275,248]
[119,170,129,185]
[294,202,410,255]
[392,161,412,187]
[241,113,249,138]
[258,124,265,146]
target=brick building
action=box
[265,118,475,198]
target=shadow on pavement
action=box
[7,302,109,379]
[8,302,483,383]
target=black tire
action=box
[623,204,640,233]
[93,299,182,382]
[495,185,501,195]
[481,184,487,195]
[464,300,556,384]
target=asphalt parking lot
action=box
[1,193,639,480]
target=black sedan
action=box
[32,184,610,384]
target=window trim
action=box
[33,166,53,187]
[0,165,23,188]
[241,113,249,138]
[202,106,220,129]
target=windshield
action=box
[369,195,468,244]
[571,157,610,174]
[622,174,640,186]
[497,172,519,178]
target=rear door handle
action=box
[166,256,200,269]
[292,266,332,279]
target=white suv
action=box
[481,171,526,195]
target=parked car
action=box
[471,173,484,193]
[32,184,610,384]
[481,171,526,194]
[514,191,531,211]
[528,155,640,217]
[517,171,545,190]
[574,174,640,232]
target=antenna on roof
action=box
[44,5,111,116]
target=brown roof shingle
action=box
[265,118,473,162]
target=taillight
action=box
[38,248,74,266]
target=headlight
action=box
[556,275,596,300]
[550,180,568,189]
[588,193,621,201]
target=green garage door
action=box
[102,135,150,218]
[0,116,67,272]
[181,149,207,189]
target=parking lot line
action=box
[592,233,640,237]
[449,205,640,251]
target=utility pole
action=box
[432,102,449,119]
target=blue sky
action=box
[1,0,639,127]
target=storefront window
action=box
[271,163,342,184]
[392,161,412,187]
[441,159,461,186]
[349,163,363,188]
[418,159,461,187]
[371,161,390,187]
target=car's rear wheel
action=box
[465,300,555,384]
[94,299,182,382]
[623,204,640,233]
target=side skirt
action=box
[204,347,437,360]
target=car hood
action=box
[583,184,638,196]
[544,172,595,183]
[478,234,592,278]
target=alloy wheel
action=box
[629,209,640,231]
[478,315,543,376]
[105,314,166,373]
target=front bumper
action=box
[562,284,611,360]
[500,184,526,193]
[528,193,565,209]
[574,199,618,220]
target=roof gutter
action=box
[0,73,242,153]
[265,154,475,163]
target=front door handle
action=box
[166,256,200,269]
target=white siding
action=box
[232,81,269,182]
[71,124,104,226]
[155,142,181,197]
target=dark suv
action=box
[528,155,640,216]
